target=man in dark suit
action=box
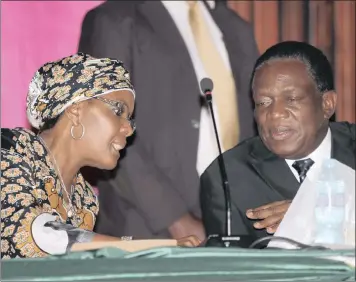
[201,41,355,242]
[78,1,259,240]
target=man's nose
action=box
[270,101,289,119]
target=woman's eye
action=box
[114,107,123,116]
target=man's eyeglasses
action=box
[94,96,136,133]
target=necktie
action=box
[187,1,240,151]
[292,158,314,183]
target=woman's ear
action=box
[64,103,82,126]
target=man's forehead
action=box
[257,60,307,76]
[254,61,313,89]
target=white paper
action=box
[269,159,355,250]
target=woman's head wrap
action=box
[26,52,135,129]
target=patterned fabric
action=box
[292,158,315,183]
[1,128,99,259]
[26,52,135,129]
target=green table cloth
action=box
[2,247,355,281]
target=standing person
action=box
[78,1,259,240]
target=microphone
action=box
[200,77,254,248]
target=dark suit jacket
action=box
[78,1,259,238]
[200,122,356,241]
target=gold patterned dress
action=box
[1,128,99,258]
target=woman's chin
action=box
[95,156,120,170]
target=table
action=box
[2,247,355,281]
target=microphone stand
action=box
[202,93,254,248]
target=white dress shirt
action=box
[161,1,233,176]
[285,128,332,183]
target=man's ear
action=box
[322,91,337,119]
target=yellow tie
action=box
[187,1,239,151]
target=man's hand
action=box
[246,200,292,234]
[177,235,201,247]
[168,213,206,242]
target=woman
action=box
[1,53,200,258]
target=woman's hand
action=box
[177,235,202,247]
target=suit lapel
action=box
[137,1,201,192]
[137,2,194,64]
[249,139,300,199]
[331,125,355,170]
[137,1,200,114]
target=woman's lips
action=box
[112,143,124,151]
[111,142,126,156]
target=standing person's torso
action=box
[112,0,258,205]
[82,0,259,238]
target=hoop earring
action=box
[70,123,85,140]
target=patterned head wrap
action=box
[26,52,135,129]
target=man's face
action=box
[252,59,336,159]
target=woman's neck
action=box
[39,129,82,192]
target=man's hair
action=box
[251,41,335,94]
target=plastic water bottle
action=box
[314,159,345,245]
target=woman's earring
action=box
[70,123,85,140]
